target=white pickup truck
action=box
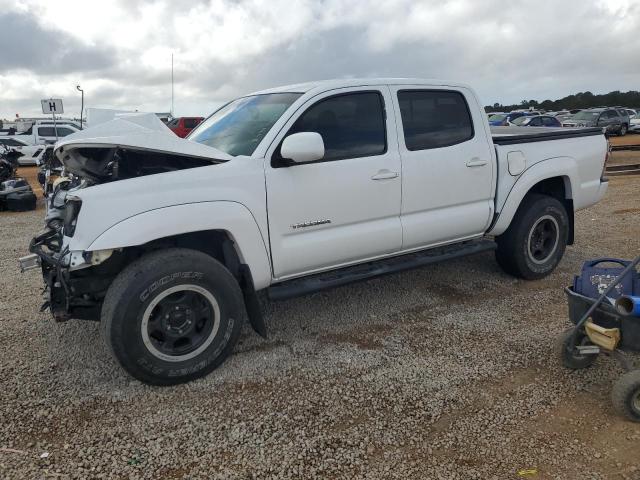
[22,78,609,385]
[4,121,81,146]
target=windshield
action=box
[511,116,529,125]
[489,114,507,122]
[189,92,303,156]
[572,111,600,120]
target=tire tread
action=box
[101,248,245,386]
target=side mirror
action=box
[280,132,324,164]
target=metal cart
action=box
[559,255,640,422]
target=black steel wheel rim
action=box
[527,215,559,264]
[141,285,220,361]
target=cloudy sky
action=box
[0,0,638,120]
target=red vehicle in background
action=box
[167,117,204,138]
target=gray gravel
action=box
[1,174,640,479]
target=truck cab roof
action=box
[249,78,472,96]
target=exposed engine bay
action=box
[24,113,232,322]
[58,146,218,184]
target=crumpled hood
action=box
[54,113,232,162]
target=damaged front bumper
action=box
[26,229,74,321]
[24,229,104,322]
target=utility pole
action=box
[76,85,84,129]
[171,53,174,117]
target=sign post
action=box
[41,98,64,142]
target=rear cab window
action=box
[397,90,474,150]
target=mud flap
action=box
[239,264,267,338]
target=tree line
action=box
[485,90,640,112]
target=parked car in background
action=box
[511,115,562,127]
[624,108,636,118]
[551,111,574,122]
[3,122,81,146]
[0,137,29,149]
[629,113,640,133]
[569,109,583,115]
[613,107,637,119]
[562,108,628,135]
[168,117,204,138]
[488,111,528,126]
[0,137,47,165]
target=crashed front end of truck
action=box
[19,113,228,322]
[24,172,131,322]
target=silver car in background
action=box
[562,108,628,135]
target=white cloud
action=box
[0,0,639,119]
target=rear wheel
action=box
[496,194,569,279]
[101,248,245,385]
[612,370,640,422]
[619,124,628,136]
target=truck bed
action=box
[491,126,603,145]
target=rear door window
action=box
[397,90,474,150]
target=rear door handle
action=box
[466,157,488,167]
[371,169,399,180]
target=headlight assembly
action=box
[63,197,82,237]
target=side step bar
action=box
[268,239,497,301]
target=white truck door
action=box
[389,86,495,250]
[265,87,402,279]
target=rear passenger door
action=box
[390,87,495,250]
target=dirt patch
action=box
[609,133,640,147]
[321,323,393,350]
[614,207,640,215]
[1,160,640,479]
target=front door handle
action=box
[466,157,488,167]
[371,169,399,180]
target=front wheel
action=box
[101,248,245,385]
[496,194,569,279]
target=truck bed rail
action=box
[492,127,603,145]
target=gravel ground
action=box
[1,169,639,479]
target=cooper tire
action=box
[611,370,640,422]
[495,194,569,279]
[101,248,245,386]
[557,328,597,370]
